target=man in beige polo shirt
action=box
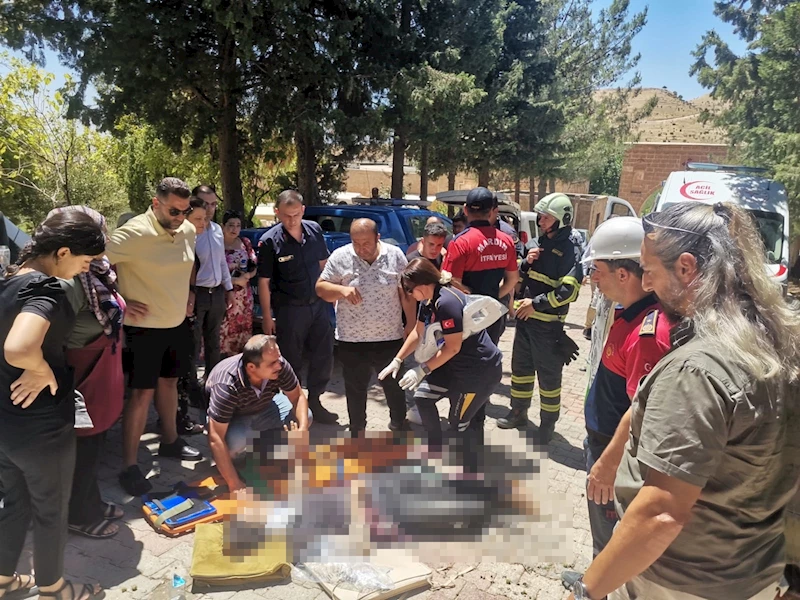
[106,177,203,496]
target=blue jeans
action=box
[584,434,619,557]
[225,393,311,457]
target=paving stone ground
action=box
[21,285,596,600]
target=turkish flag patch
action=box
[442,319,455,329]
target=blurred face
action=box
[276,201,304,230]
[590,260,624,304]
[153,193,191,232]
[537,213,557,233]
[55,248,94,279]
[223,218,242,239]
[421,235,445,261]
[246,347,283,383]
[452,220,466,235]
[351,229,380,262]
[197,191,219,221]
[188,207,207,235]
[640,237,695,320]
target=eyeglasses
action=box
[642,212,704,237]
[167,207,194,217]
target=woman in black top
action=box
[0,211,105,600]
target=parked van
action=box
[653,163,791,287]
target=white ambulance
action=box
[653,162,791,287]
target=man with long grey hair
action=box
[568,201,800,600]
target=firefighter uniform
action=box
[500,193,581,440]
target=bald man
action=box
[317,219,416,436]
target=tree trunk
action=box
[537,177,547,200]
[478,166,490,188]
[218,32,245,216]
[548,178,556,193]
[448,170,456,190]
[514,175,521,204]
[390,126,406,199]
[529,176,536,204]
[295,122,320,205]
[419,143,429,203]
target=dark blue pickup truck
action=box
[241,204,452,326]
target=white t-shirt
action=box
[320,242,408,343]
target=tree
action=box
[0,54,127,229]
[691,1,800,226]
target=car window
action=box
[406,214,429,240]
[611,201,633,217]
[307,215,354,234]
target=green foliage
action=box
[691,1,800,229]
[589,152,624,196]
[0,54,128,229]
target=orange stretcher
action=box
[141,475,239,537]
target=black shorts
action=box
[124,321,193,389]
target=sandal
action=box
[102,503,124,521]
[68,519,119,539]
[0,573,36,599]
[38,580,103,600]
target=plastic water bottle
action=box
[149,572,190,600]
[0,245,10,271]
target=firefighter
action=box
[498,193,582,445]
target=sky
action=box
[5,0,749,102]
[600,0,750,99]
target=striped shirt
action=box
[206,354,299,424]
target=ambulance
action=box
[653,163,791,288]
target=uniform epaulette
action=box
[639,309,658,336]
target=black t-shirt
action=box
[417,285,502,392]
[406,248,443,270]
[0,272,76,436]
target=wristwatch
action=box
[420,362,431,375]
[572,577,591,600]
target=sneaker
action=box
[496,408,528,429]
[389,419,412,432]
[179,414,204,436]
[311,407,339,425]
[561,570,583,590]
[158,436,203,461]
[406,404,423,426]
[119,465,153,496]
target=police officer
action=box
[498,193,581,444]
[257,190,338,424]
[560,217,672,590]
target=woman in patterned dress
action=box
[220,210,257,356]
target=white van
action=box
[653,163,790,286]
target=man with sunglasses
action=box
[106,177,203,496]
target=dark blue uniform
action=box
[257,220,332,411]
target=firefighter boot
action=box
[497,407,529,429]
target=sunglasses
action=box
[167,207,194,217]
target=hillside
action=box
[595,88,728,144]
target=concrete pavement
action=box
[21,285,596,600]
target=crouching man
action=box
[206,334,310,493]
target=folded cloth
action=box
[190,522,292,586]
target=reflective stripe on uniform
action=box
[546,275,581,308]
[540,402,561,413]
[459,393,476,419]
[527,270,560,288]
[511,388,535,399]
[528,311,568,323]
[539,387,562,398]
[511,374,536,385]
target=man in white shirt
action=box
[191,185,234,380]
[316,219,416,436]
